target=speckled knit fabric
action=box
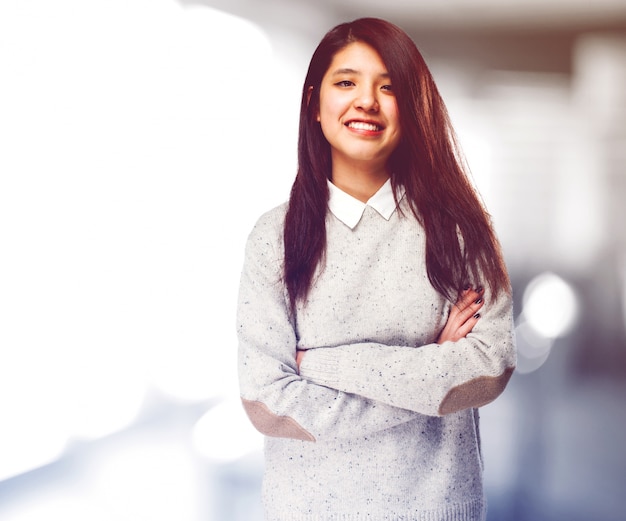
[237,189,516,521]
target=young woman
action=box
[237,17,516,521]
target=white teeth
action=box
[347,121,380,131]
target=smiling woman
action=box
[237,17,516,521]
[317,42,402,200]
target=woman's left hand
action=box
[436,287,484,344]
[296,349,306,371]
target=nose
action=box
[354,86,379,112]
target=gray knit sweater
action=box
[237,188,516,521]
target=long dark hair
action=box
[284,17,509,313]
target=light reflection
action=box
[0,412,67,483]
[514,321,554,374]
[0,0,273,483]
[149,331,239,403]
[3,498,111,521]
[192,399,263,464]
[522,272,580,339]
[66,355,147,441]
[88,439,198,520]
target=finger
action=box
[462,286,484,304]
[454,296,484,326]
[455,314,480,340]
[295,349,306,368]
[450,303,483,339]
[438,309,481,343]
[455,312,481,338]
[450,292,484,325]
[453,287,483,312]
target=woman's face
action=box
[317,41,401,175]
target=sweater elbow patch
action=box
[438,366,515,415]
[241,398,316,442]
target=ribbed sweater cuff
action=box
[299,348,342,388]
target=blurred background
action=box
[1,0,625,519]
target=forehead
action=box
[325,41,388,76]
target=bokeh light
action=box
[192,399,263,464]
[0,0,273,484]
[522,272,580,339]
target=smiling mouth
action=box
[346,121,383,132]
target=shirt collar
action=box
[327,178,405,229]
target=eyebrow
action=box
[330,68,391,79]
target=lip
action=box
[344,119,385,132]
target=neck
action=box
[331,162,389,203]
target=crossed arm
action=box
[238,213,515,442]
[295,286,485,370]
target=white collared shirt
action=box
[327,178,405,229]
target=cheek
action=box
[386,102,402,142]
[318,102,332,123]
[318,102,344,138]
[319,118,338,145]
[319,90,349,122]
[385,99,400,126]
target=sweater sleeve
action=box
[298,285,516,417]
[237,209,419,443]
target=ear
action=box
[307,86,321,122]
